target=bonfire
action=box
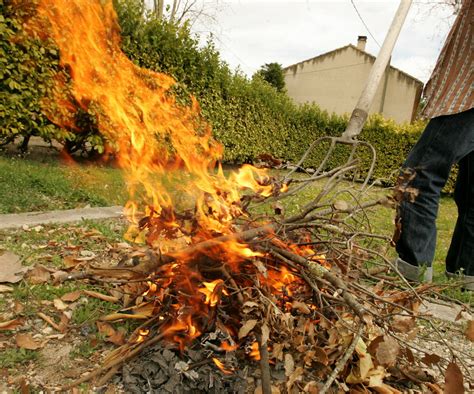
[18,0,471,392]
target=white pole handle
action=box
[341,0,412,141]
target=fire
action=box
[231,164,273,197]
[262,266,297,296]
[212,358,234,375]
[249,342,261,361]
[198,279,226,307]
[220,341,238,352]
[27,0,275,251]
[135,329,150,343]
[23,0,328,359]
[143,281,158,297]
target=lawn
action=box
[0,151,127,214]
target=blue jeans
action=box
[396,109,474,283]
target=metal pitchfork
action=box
[282,0,413,195]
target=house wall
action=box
[283,47,422,123]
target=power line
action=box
[350,0,381,48]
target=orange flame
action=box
[27,0,274,249]
[135,329,150,343]
[24,0,290,352]
[220,341,238,352]
[212,358,234,375]
[198,279,225,307]
[249,342,261,361]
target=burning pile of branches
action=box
[22,0,470,392]
[57,171,464,393]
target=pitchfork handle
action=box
[340,0,412,142]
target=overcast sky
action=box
[187,0,457,83]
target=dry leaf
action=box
[61,290,83,302]
[0,251,28,283]
[0,284,13,293]
[284,353,295,377]
[291,301,311,314]
[53,298,68,311]
[375,336,400,367]
[63,256,83,268]
[392,315,415,333]
[272,343,284,361]
[404,347,415,363]
[0,318,24,331]
[108,328,126,346]
[333,200,349,211]
[421,353,442,366]
[313,347,329,366]
[238,319,257,339]
[444,362,464,394]
[58,313,70,333]
[97,321,126,345]
[286,366,304,390]
[97,321,116,337]
[303,381,319,394]
[26,265,51,284]
[16,333,42,350]
[356,339,374,380]
[13,301,24,314]
[465,320,474,342]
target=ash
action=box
[115,345,249,393]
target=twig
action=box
[38,312,61,331]
[319,323,364,394]
[272,246,366,318]
[257,332,272,394]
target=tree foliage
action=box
[254,62,286,92]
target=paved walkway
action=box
[0,206,124,230]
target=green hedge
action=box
[0,0,456,192]
[0,0,65,148]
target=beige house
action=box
[283,36,423,123]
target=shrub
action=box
[0,0,65,149]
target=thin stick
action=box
[257,333,272,394]
[38,312,61,331]
[319,323,364,394]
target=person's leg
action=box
[446,151,474,290]
[395,109,474,282]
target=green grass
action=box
[0,348,39,369]
[72,297,121,326]
[0,153,127,213]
